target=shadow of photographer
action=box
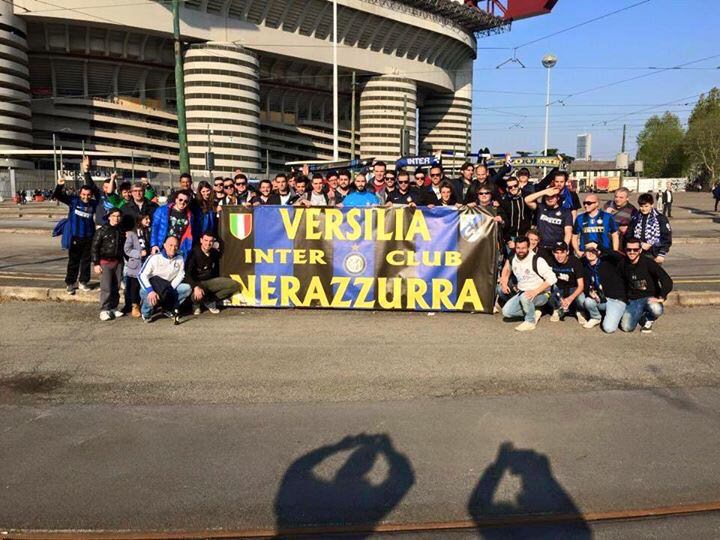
[274,433,414,539]
[468,442,592,539]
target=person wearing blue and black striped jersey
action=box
[572,194,619,258]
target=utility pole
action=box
[173,0,190,173]
[401,94,408,157]
[350,71,356,160]
[52,133,57,183]
[621,123,626,153]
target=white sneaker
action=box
[515,321,537,332]
[193,305,202,316]
[550,310,560,323]
[641,320,654,333]
[99,311,112,321]
[576,312,588,325]
[78,282,91,292]
[493,300,501,314]
[534,309,542,324]
[112,310,124,318]
[205,301,220,314]
[583,318,601,329]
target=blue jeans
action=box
[140,283,191,318]
[502,291,550,323]
[549,286,586,315]
[584,296,627,333]
[621,297,664,332]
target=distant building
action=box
[576,134,592,161]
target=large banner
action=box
[219,206,498,313]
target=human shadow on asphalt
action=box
[273,433,414,539]
[468,442,592,539]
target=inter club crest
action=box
[459,213,486,243]
[229,213,253,240]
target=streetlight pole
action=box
[542,54,557,176]
[332,0,339,161]
[173,0,190,173]
[52,133,57,182]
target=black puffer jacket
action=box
[91,224,124,264]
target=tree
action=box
[636,112,688,177]
[686,88,720,189]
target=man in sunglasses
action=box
[413,168,427,189]
[212,177,225,203]
[387,170,420,205]
[572,194,619,258]
[618,237,673,334]
[524,187,573,249]
[150,189,196,260]
[418,165,445,206]
[234,173,255,204]
[499,176,532,251]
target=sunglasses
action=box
[507,184,519,189]
[213,183,223,187]
[223,185,233,189]
[478,192,491,196]
[235,182,247,186]
[430,173,441,177]
[583,201,597,206]
[398,180,410,184]
[585,249,599,255]
[176,198,188,204]
[625,247,641,253]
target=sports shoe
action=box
[583,318,601,329]
[162,311,174,319]
[515,321,537,332]
[78,282,91,292]
[66,284,76,295]
[550,310,560,323]
[534,309,542,324]
[576,312,588,325]
[493,300,501,314]
[99,311,112,321]
[641,320,654,334]
[112,310,124,319]
[131,304,141,318]
[173,309,181,325]
[193,304,202,316]
[205,301,220,314]
[142,313,152,323]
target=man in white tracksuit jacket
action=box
[501,236,558,332]
[138,236,191,323]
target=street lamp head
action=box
[542,54,557,69]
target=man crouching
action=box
[138,236,191,324]
[185,232,240,315]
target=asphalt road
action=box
[1,302,720,537]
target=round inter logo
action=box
[343,252,366,275]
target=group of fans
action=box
[52,155,674,332]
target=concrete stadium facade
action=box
[1,0,510,177]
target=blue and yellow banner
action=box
[220,206,499,312]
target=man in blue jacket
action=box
[53,156,100,294]
[150,189,196,260]
[340,173,380,207]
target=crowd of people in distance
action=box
[52,155,673,332]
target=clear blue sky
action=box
[469,0,720,160]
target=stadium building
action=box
[1,0,556,180]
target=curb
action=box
[0,286,97,303]
[2,286,720,308]
[0,228,53,235]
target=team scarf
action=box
[560,187,575,211]
[634,209,661,246]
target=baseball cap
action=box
[552,241,569,252]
